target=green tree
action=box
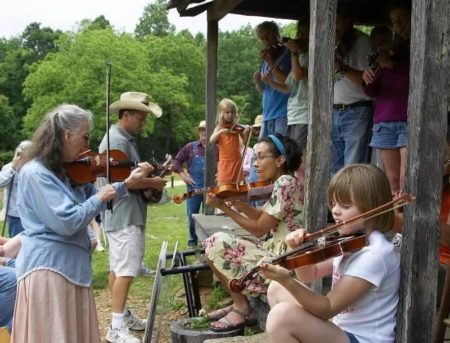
[21,22,62,59]
[0,95,20,158]
[142,32,205,154]
[135,0,175,38]
[22,28,192,158]
[77,15,113,32]
[217,25,262,125]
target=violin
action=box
[229,193,415,293]
[261,43,285,61]
[282,37,309,53]
[142,154,172,203]
[172,180,273,204]
[223,122,249,133]
[64,149,137,185]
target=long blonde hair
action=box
[216,98,238,127]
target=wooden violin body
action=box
[229,234,367,293]
[64,149,137,185]
[172,180,273,204]
[281,234,367,270]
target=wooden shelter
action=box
[167,0,450,342]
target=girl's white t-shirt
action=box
[332,230,400,343]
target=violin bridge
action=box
[317,236,326,247]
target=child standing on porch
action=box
[210,98,250,185]
[261,164,400,343]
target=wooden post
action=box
[396,0,450,342]
[305,0,337,292]
[204,19,219,215]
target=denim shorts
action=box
[345,331,360,343]
[370,121,407,149]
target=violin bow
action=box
[229,102,248,132]
[229,193,415,293]
[267,46,290,74]
[105,62,113,212]
[235,123,253,184]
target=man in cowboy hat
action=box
[99,91,166,343]
[172,120,213,247]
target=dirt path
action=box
[95,287,189,343]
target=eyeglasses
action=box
[253,155,276,162]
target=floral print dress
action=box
[203,174,304,296]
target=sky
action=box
[0,0,293,39]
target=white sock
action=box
[111,312,126,329]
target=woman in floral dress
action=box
[204,133,304,331]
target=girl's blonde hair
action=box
[217,98,237,126]
[327,164,394,232]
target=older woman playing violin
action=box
[203,133,304,332]
[1,104,154,343]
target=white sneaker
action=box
[105,324,140,343]
[125,310,147,331]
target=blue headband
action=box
[268,135,286,157]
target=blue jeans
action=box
[187,194,203,246]
[0,265,17,332]
[331,106,372,174]
[7,215,25,237]
[370,121,407,148]
[345,331,360,343]
[259,117,288,139]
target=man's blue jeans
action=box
[187,194,203,246]
[0,265,17,331]
[331,106,372,174]
[259,117,288,139]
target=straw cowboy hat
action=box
[195,120,206,130]
[110,91,162,118]
[253,115,262,128]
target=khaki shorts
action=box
[107,225,145,277]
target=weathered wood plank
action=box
[305,1,336,232]
[205,20,219,215]
[396,0,450,342]
[304,0,336,295]
[207,0,244,22]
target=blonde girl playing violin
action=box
[261,164,400,343]
[210,98,250,185]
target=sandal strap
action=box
[207,305,233,320]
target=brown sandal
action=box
[206,305,234,321]
[209,308,257,332]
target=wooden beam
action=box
[304,0,337,293]
[305,1,336,234]
[204,19,219,215]
[396,0,450,342]
[207,0,245,22]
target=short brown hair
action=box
[328,164,394,232]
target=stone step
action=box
[204,332,268,343]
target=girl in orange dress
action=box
[210,98,250,185]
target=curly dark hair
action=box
[258,133,302,174]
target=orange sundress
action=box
[216,131,243,185]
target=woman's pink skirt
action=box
[11,270,101,343]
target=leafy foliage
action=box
[135,0,175,38]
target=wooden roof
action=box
[166,0,395,25]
